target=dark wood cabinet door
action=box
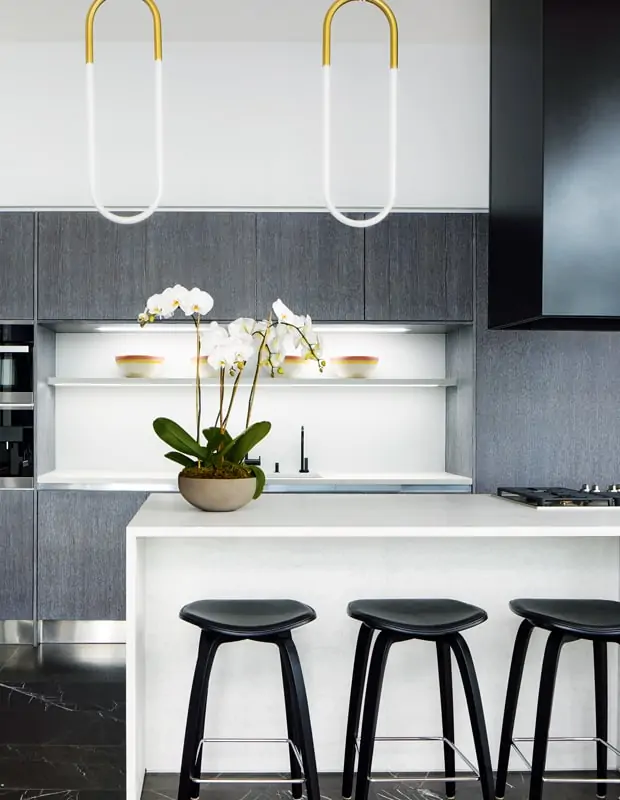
[256,213,364,321]
[365,213,474,322]
[0,491,34,620]
[38,212,147,320]
[145,212,257,319]
[0,213,34,320]
[37,491,147,620]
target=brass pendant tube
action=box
[85,0,164,226]
[322,0,399,229]
[86,0,163,64]
[323,0,398,68]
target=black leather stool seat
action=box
[348,598,487,637]
[179,598,316,638]
[510,598,620,637]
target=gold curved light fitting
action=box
[323,0,399,68]
[86,0,163,64]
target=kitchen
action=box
[1,1,620,799]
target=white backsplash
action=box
[52,330,456,477]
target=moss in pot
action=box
[138,287,324,512]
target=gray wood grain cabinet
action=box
[37,491,147,620]
[365,213,474,322]
[256,213,364,320]
[0,213,35,320]
[145,213,257,319]
[0,491,34,620]
[38,213,147,320]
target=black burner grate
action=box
[497,487,618,507]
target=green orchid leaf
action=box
[164,451,196,469]
[221,421,272,464]
[246,464,266,499]
[153,418,209,460]
[202,427,233,453]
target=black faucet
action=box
[300,426,309,474]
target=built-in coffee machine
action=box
[0,325,34,482]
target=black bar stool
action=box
[177,598,319,800]
[342,598,494,800]
[496,598,620,800]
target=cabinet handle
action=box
[85,0,164,225]
[322,0,399,229]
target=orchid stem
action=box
[219,367,225,434]
[246,319,271,428]
[223,369,243,428]
[194,315,202,443]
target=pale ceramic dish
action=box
[331,356,379,379]
[262,355,309,379]
[282,355,310,378]
[116,355,164,379]
[192,356,218,379]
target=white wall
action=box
[0,39,489,209]
[52,330,451,477]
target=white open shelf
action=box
[48,377,456,388]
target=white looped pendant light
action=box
[322,0,399,229]
[85,0,164,225]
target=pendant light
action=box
[85,0,163,225]
[322,0,399,228]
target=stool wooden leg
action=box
[177,633,221,800]
[528,631,571,800]
[280,646,304,800]
[342,624,374,800]
[449,633,494,800]
[593,640,608,799]
[496,620,535,799]
[437,639,456,800]
[354,632,395,800]
[279,634,321,800]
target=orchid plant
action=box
[138,286,324,498]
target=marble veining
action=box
[0,646,610,799]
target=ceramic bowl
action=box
[331,356,379,379]
[192,356,218,379]
[115,355,164,379]
[282,355,309,378]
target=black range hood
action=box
[489,0,620,330]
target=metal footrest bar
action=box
[191,737,305,785]
[512,737,620,784]
[356,735,480,784]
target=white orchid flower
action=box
[207,335,254,370]
[181,287,214,317]
[297,316,322,357]
[229,318,261,338]
[201,321,229,354]
[272,299,305,329]
[145,293,165,316]
[160,284,189,317]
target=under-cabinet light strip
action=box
[93,324,414,334]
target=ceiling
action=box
[0,0,488,44]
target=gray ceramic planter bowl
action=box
[178,474,257,512]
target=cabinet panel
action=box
[38,213,147,320]
[37,491,147,620]
[365,213,474,322]
[0,213,34,320]
[256,213,364,321]
[145,213,257,319]
[0,491,34,620]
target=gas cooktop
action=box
[497,487,620,508]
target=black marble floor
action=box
[0,645,614,800]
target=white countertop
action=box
[128,492,620,538]
[38,470,472,491]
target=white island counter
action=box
[126,493,620,799]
